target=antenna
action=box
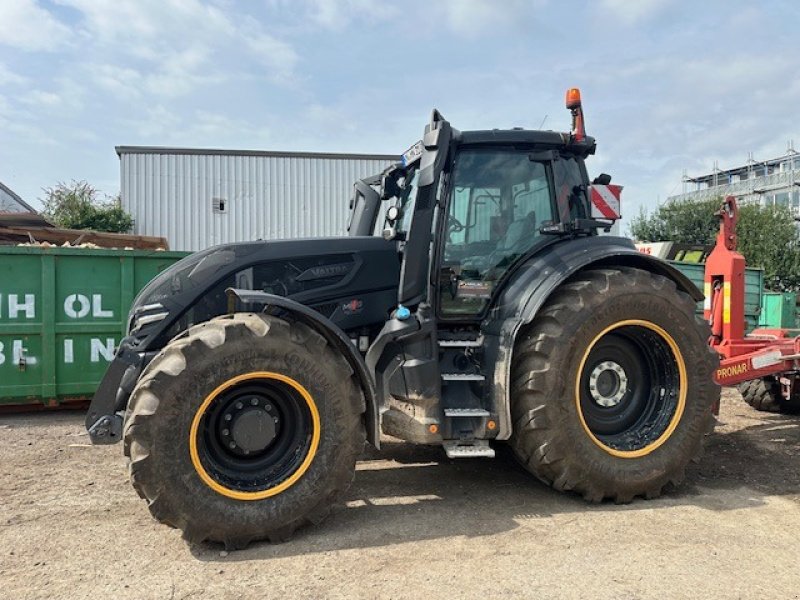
[538,114,548,129]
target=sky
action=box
[1,0,799,228]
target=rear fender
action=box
[228,289,381,448]
[484,236,703,440]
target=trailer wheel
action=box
[738,378,800,414]
[123,313,365,549]
[510,267,719,503]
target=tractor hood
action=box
[128,236,400,349]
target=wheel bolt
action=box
[224,414,232,422]
[235,402,243,410]
[273,417,279,424]
[229,442,236,449]
[251,398,258,406]
[222,429,229,436]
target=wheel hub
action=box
[588,360,628,407]
[219,395,279,455]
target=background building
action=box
[667,143,800,217]
[118,146,397,251]
[0,182,36,213]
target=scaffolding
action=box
[668,142,800,218]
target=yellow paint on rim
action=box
[189,371,320,501]
[574,320,687,459]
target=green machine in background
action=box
[669,260,764,333]
[0,245,188,407]
[759,291,799,329]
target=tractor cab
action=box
[357,91,627,454]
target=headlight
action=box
[128,302,169,335]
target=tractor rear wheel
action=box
[122,313,365,548]
[738,378,800,414]
[510,267,719,502]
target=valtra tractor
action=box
[86,89,719,548]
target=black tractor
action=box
[86,89,719,548]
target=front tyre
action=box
[510,267,719,502]
[123,313,365,548]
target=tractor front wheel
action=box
[510,267,719,502]
[122,313,365,548]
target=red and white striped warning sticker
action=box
[589,184,622,219]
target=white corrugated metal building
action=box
[117,147,397,251]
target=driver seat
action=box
[460,210,536,275]
[495,210,536,252]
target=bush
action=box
[41,181,133,234]
[629,197,800,291]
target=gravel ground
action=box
[1,388,799,600]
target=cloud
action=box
[0,0,70,51]
[51,1,300,97]
[55,0,235,42]
[300,0,400,30]
[0,64,28,85]
[436,0,542,34]
[598,0,673,24]
[240,17,299,81]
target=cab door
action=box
[437,148,558,320]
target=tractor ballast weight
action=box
[86,90,719,548]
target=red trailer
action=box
[705,197,800,412]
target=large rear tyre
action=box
[123,313,365,549]
[738,378,800,414]
[510,267,719,502]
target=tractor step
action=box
[443,439,495,459]
[441,373,485,381]
[444,408,490,417]
[438,338,483,348]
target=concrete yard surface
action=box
[1,388,799,599]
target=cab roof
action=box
[456,129,596,156]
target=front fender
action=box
[228,289,381,448]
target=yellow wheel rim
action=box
[189,371,320,500]
[574,320,687,458]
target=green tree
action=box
[41,181,133,234]
[629,197,800,291]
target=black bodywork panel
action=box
[127,236,399,351]
[86,236,400,443]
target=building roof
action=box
[0,181,36,213]
[115,145,399,162]
[685,151,800,184]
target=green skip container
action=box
[669,260,764,333]
[0,246,188,408]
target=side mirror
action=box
[592,173,612,185]
[381,172,402,200]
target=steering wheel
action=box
[447,215,465,234]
